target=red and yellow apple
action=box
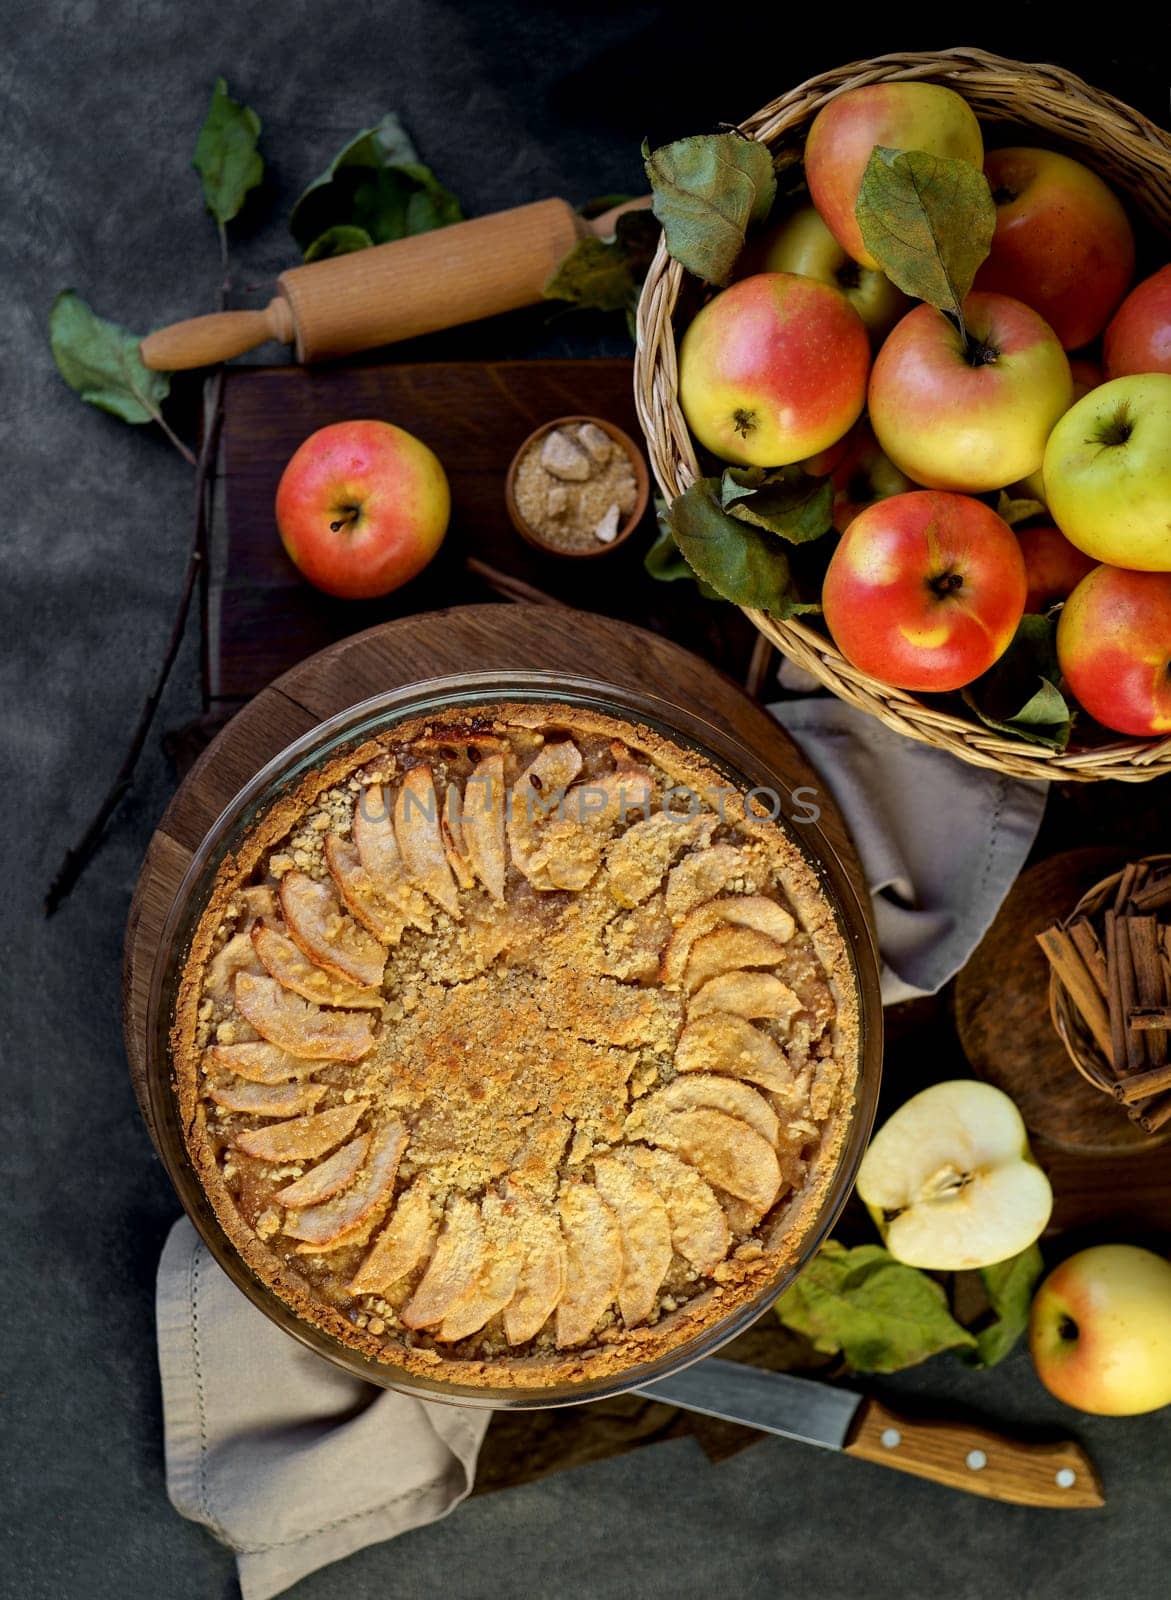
[973,148,1135,350]
[678,272,870,467]
[869,293,1073,492]
[1043,374,1171,570]
[828,420,912,531]
[1104,264,1171,379]
[805,82,983,268]
[822,490,1027,692]
[1017,525,1098,614]
[754,204,908,341]
[1056,566,1171,736]
[1030,1245,1171,1416]
[275,419,449,600]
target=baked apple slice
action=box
[501,1191,567,1345]
[661,896,796,987]
[436,1193,526,1342]
[204,931,265,1004]
[638,1107,781,1213]
[682,927,790,995]
[441,782,476,891]
[507,741,584,887]
[237,1102,368,1162]
[272,1131,371,1206]
[285,1117,408,1250]
[324,834,428,945]
[251,923,382,1008]
[593,1157,672,1327]
[664,846,754,918]
[349,1178,437,1295]
[460,752,507,902]
[205,1078,326,1117]
[279,872,387,988]
[234,973,375,1060]
[673,1014,794,1095]
[400,1194,486,1329]
[604,811,716,909]
[632,1074,779,1146]
[687,971,802,1026]
[615,1146,729,1274]
[204,1041,320,1083]
[394,767,460,917]
[555,1182,622,1348]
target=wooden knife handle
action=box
[140,300,295,371]
[845,1397,1103,1508]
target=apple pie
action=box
[173,702,859,1388]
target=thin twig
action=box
[44,369,226,915]
[153,406,199,467]
[465,556,566,608]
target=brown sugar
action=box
[513,421,639,552]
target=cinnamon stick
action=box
[1104,912,1130,1077]
[1136,1093,1171,1135]
[1130,1007,1171,1029]
[1130,915,1167,1064]
[1131,872,1171,914]
[1114,1063,1171,1105]
[1068,918,1108,999]
[1114,863,1140,915]
[1036,926,1114,1063]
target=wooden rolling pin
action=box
[140,196,651,370]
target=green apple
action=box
[1030,1245,1171,1416]
[857,1081,1052,1270]
[756,205,908,342]
[1042,374,1171,571]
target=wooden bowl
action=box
[505,414,649,559]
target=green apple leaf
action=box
[49,291,171,424]
[665,477,821,615]
[996,489,1047,528]
[963,613,1073,750]
[290,113,462,257]
[193,77,264,226]
[544,237,635,314]
[644,131,776,285]
[775,1242,978,1374]
[303,224,375,262]
[720,466,834,544]
[959,1244,1046,1368]
[855,147,995,327]
[645,517,695,583]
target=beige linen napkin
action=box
[157,1216,490,1600]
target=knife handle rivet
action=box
[1056,1468,1077,1489]
[966,1450,988,1472]
[880,1428,901,1450]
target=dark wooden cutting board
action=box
[208,358,761,706]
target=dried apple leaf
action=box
[996,489,1047,528]
[720,467,833,544]
[544,236,633,314]
[50,291,171,425]
[193,76,264,226]
[644,131,776,285]
[961,1243,1045,1368]
[855,147,995,325]
[774,1241,977,1374]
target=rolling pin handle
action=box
[139,296,295,372]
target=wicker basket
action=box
[1049,854,1171,1131]
[634,47,1171,783]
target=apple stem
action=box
[329,506,362,533]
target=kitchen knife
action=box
[633,1358,1103,1508]
[139,195,652,372]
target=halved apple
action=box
[857,1081,1053,1271]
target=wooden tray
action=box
[207,359,762,706]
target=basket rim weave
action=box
[633,46,1171,783]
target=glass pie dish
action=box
[146,671,882,1408]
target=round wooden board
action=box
[955,846,1170,1156]
[123,603,860,1148]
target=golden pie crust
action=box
[172,702,859,1389]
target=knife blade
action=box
[633,1358,1104,1508]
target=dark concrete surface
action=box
[2,3,1169,1596]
